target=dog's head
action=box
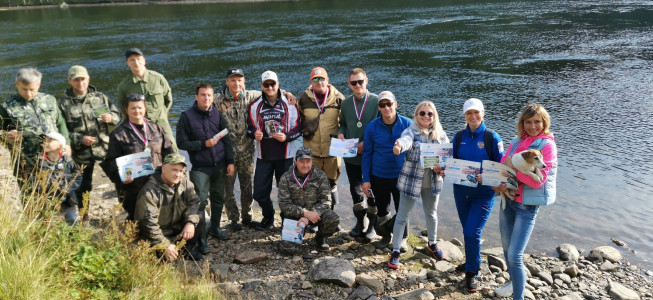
[520,149,546,169]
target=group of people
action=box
[0,47,557,299]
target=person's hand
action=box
[205,138,218,148]
[476,174,482,184]
[164,244,179,261]
[337,134,345,141]
[82,135,97,146]
[298,216,310,227]
[432,163,442,173]
[123,176,134,184]
[226,164,235,176]
[65,145,73,156]
[181,222,195,240]
[254,128,263,141]
[273,132,286,142]
[6,130,22,142]
[284,92,297,105]
[492,183,509,193]
[362,182,371,197]
[304,210,321,224]
[393,140,401,155]
[439,170,445,177]
[100,113,113,123]
[357,142,363,154]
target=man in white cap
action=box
[246,71,302,231]
[58,65,120,219]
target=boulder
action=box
[481,247,504,257]
[433,241,463,262]
[355,273,384,294]
[309,257,356,287]
[565,264,580,277]
[210,263,230,282]
[537,271,553,285]
[233,250,268,264]
[393,288,435,300]
[608,281,640,300]
[487,255,508,271]
[589,246,622,263]
[557,292,583,300]
[600,261,619,272]
[435,260,453,272]
[557,243,580,262]
[348,286,375,300]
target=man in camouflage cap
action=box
[134,153,204,261]
[0,67,71,186]
[278,146,340,251]
[58,65,120,218]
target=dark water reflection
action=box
[1,0,652,268]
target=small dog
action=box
[500,149,546,209]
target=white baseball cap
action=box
[43,132,66,147]
[261,70,278,83]
[463,98,484,114]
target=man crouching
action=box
[278,146,340,251]
[135,153,204,261]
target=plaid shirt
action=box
[396,123,449,200]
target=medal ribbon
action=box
[292,168,312,190]
[311,87,330,114]
[128,120,149,148]
[353,93,370,122]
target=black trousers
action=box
[344,162,368,207]
[75,162,95,210]
[370,174,400,217]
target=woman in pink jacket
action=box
[494,104,558,299]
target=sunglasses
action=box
[419,111,434,117]
[378,102,393,108]
[349,80,365,86]
[311,77,326,82]
[127,94,145,101]
[262,82,276,88]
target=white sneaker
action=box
[495,281,513,298]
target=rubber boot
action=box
[373,214,395,249]
[198,211,210,254]
[315,233,330,251]
[349,204,367,238]
[331,187,343,231]
[362,207,377,243]
[208,203,228,240]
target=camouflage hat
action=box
[163,153,187,166]
[68,65,89,79]
[295,146,313,161]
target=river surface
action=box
[1,0,652,268]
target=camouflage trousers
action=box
[224,153,254,223]
[309,210,340,237]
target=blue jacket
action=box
[452,122,504,197]
[362,114,413,182]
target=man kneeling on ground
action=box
[135,153,204,261]
[278,146,340,251]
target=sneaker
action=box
[255,217,274,231]
[465,272,478,292]
[208,228,229,240]
[427,243,445,261]
[455,263,465,273]
[228,220,243,231]
[387,251,400,269]
[495,281,513,297]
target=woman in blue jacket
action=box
[452,98,504,292]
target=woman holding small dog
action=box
[451,98,505,292]
[494,103,558,299]
[387,101,449,269]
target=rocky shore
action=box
[2,145,651,299]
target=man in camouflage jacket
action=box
[0,67,70,186]
[278,146,340,251]
[58,65,120,214]
[135,153,204,261]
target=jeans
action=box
[370,174,400,217]
[453,188,495,273]
[500,199,539,300]
[392,189,440,252]
[190,168,226,231]
[253,158,293,219]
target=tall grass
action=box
[0,142,221,299]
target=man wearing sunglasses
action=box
[246,71,302,231]
[361,91,413,249]
[336,68,379,241]
[297,67,346,216]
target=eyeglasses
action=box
[419,111,434,117]
[349,80,365,86]
[262,82,276,88]
[378,102,393,108]
[311,77,326,82]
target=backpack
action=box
[453,129,495,160]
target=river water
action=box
[1,0,652,268]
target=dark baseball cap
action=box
[295,146,313,161]
[226,68,245,78]
[125,48,144,59]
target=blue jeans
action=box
[190,167,226,231]
[253,158,293,219]
[453,188,495,273]
[500,199,539,300]
[392,189,440,252]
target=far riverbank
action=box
[0,0,294,10]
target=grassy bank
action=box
[0,147,220,299]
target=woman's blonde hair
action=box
[413,101,444,141]
[516,103,551,138]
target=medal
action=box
[312,87,330,120]
[353,93,369,129]
[300,190,305,196]
[293,168,312,194]
[144,148,150,153]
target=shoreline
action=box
[0,0,296,11]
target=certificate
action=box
[419,143,453,168]
[115,151,154,182]
[281,218,306,245]
[444,158,481,187]
[329,137,359,158]
[481,160,518,190]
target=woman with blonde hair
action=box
[494,103,558,299]
[387,100,449,269]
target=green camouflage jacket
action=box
[278,165,332,220]
[0,93,70,165]
[58,85,120,164]
[134,169,200,247]
[214,87,261,159]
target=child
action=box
[31,132,81,225]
